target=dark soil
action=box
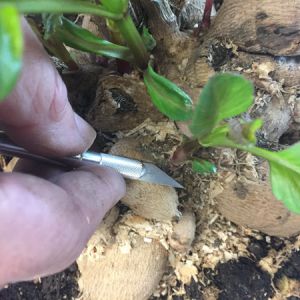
[0,264,79,300]
[4,251,300,299]
[274,250,300,285]
[184,278,204,300]
[247,236,286,261]
[213,257,274,300]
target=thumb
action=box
[0,167,125,285]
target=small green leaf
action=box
[52,17,133,62]
[141,26,156,51]
[226,118,263,146]
[101,0,129,14]
[242,119,263,144]
[190,73,254,139]
[0,5,23,100]
[144,65,193,121]
[192,159,217,174]
[266,143,300,213]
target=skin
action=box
[0,20,126,286]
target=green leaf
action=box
[261,144,300,213]
[144,65,193,121]
[0,5,23,100]
[235,144,300,214]
[192,159,217,174]
[190,73,254,139]
[53,17,133,62]
[0,0,122,20]
[101,0,128,14]
[141,26,156,51]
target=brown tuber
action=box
[78,218,168,300]
[87,76,164,132]
[110,138,180,221]
[215,174,300,237]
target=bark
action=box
[140,0,181,38]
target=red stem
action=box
[202,0,213,29]
[194,0,213,35]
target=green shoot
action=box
[44,15,134,62]
[3,0,150,69]
[101,0,149,69]
[141,27,156,51]
[146,70,300,214]
[192,73,300,213]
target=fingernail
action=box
[74,114,96,150]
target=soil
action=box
[0,264,79,300]
[3,0,300,299]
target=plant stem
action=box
[202,0,213,29]
[194,0,213,35]
[114,14,149,69]
[1,0,122,20]
[45,36,80,71]
[28,18,79,71]
[171,139,200,166]
[205,136,299,173]
[235,145,293,169]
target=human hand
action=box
[0,19,125,286]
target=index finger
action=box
[0,19,96,156]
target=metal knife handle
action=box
[74,152,145,180]
[0,132,145,180]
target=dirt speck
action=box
[233,182,248,199]
[184,278,203,299]
[247,238,269,260]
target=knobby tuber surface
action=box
[87,75,164,132]
[78,232,168,300]
[215,172,300,237]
